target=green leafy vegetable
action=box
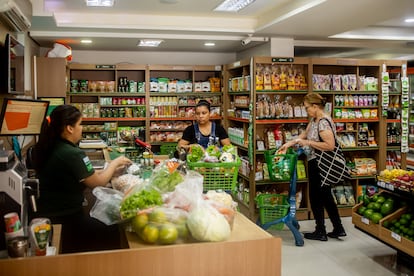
[150,168,184,193]
[120,189,163,219]
[187,145,204,162]
[206,145,221,158]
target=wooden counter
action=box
[0,213,281,276]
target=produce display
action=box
[356,192,402,224]
[378,168,414,193]
[383,212,414,241]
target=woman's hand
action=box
[294,138,310,148]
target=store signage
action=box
[96,65,115,69]
[272,57,294,63]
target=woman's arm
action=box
[177,138,191,150]
[83,156,132,188]
[278,123,309,152]
[220,137,231,146]
[295,129,335,151]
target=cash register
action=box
[0,98,49,252]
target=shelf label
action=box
[391,232,402,242]
[361,217,370,225]
[272,57,294,63]
[96,65,115,69]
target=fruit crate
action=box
[379,208,414,257]
[352,191,405,237]
[255,193,289,230]
[187,159,241,192]
[160,142,178,157]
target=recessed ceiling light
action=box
[405,18,414,23]
[137,39,164,47]
[86,0,114,7]
[214,0,256,12]
[204,42,215,47]
[81,39,92,44]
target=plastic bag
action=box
[111,173,144,193]
[148,159,185,193]
[131,206,190,245]
[90,187,124,225]
[164,170,204,211]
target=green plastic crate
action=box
[160,142,178,157]
[256,193,289,230]
[187,159,241,192]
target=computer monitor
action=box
[0,98,50,136]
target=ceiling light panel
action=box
[214,0,256,12]
[138,39,164,47]
[86,0,114,7]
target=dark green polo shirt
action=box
[37,139,95,217]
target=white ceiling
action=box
[28,0,414,60]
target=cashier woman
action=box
[178,100,231,150]
[31,105,132,253]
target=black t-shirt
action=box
[37,139,95,217]
[181,123,228,147]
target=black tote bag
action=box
[314,118,351,186]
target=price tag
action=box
[386,183,395,191]
[361,217,370,225]
[377,181,385,188]
[391,232,402,242]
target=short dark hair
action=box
[196,99,211,111]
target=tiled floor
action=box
[268,217,414,276]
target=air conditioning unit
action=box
[0,0,32,32]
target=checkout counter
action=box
[0,213,281,276]
[0,148,282,276]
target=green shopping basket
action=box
[187,159,241,192]
[264,148,297,181]
[255,193,289,230]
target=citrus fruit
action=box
[367,202,376,210]
[372,202,381,211]
[142,223,159,244]
[382,220,390,229]
[149,209,168,223]
[363,209,374,219]
[376,196,386,204]
[158,223,178,245]
[176,222,189,239]
[132,213,149,233]
[371,212,383,224]
[357,206,367,216]
[380,201,394,216]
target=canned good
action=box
[4,212,21,233]
[7,236,28,258]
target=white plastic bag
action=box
[90,187,124,225]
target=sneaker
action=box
[304,231,328,241]
[327,230,347,239]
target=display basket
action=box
[255,193,289,230]
[160,142,178,157]
[264,148,296,181]
[187,159,241,192]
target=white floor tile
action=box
[266,217,414,276]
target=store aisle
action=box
[270,217,414,276]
